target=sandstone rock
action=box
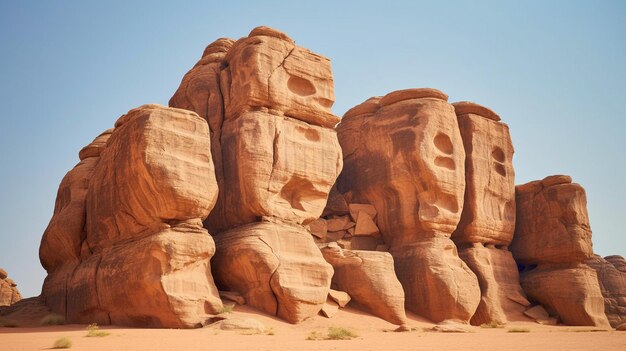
[328,289,351,308]
[306,218,327,239]
[40,104,223,328]
[337,89,479,322]
[520,264,610,327]
[221,26,338,127]
[391,237,480,323]
[0,269,22,307]
[348,203,377,222]
[452,101,501,122]
[322,185,350,217]
[458,244,530,325]
[350,236,384,250]
[219,291,246,305]
[452,102,515,245]
[210,111,342,232]
[212,221,333,324]
[587,255,626,327]
[523,305,550,322]
[320,299,339,318]
[170,28,342,234]
[85,104,217,251]
[337,89,466,248]
[353,211,380,236]
[512,176,593,264]
[326,215,355,232]
[321,244,407,325]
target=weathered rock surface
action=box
[216,111,342,230]
[321,243,407,325]
[0,269,22,307]
[391,236,480,322]
[170,27,342,234]
[40,104,223,328]
[511,175,592,264]
[337,89,480,322]
[450,101,527,325]
[513,176,609,327]
[520,264,609,328]
[458,244,530,325]
[452,102,515,245]
[212,220,333,324]
[587,255,626,327]
[337,89,466,247]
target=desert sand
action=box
[2,305,625,351]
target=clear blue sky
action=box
[1,0,624,298]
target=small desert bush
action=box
[266,327,275,335]
[219,304,234,314]
[480,321,504,328]
[327,326,358,340]
[307,327,358,340]
[508,327,530,333]
[85,323,110,337]
[40,313,65,325]
[52,337,72,349]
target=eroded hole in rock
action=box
[280,175,325,211]
[492,146,505,162]
[434,156,456,170]
[437,192,459,214]
[287,75,316,96]
[433,133,453,155]
[295,126,320,142]
[494,163,506,177]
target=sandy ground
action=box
[2,305,625,351]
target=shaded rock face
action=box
[450,102,529,325]
[512,176,609,328]
[459,244,530,325]
[587,255,626,327]
[170,26,341,324]
[212,220,333,324]
[320,243,406,325]
[170,26,342,234]
[336,89,480,323]
[39,105,223,328]
[0,268,22,306]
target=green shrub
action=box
[40,313,65,326]
[327,326,358,340]
[219,304,234,314]
[480,321,504,328]
[508,327,530,333]
[86,323,110,337]
[52,337,72,349]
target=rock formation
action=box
[320,243,407,325]
[587,255,626,327]
[31,25,625,330]
[170,26,341,323]
[40,105,223,328]
[336,89,481,323]
[0,268,22,306]
[450,101,530,325]
[512,175,610,327]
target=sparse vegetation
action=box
[480,321,504,329]
[40,313,66,326]
[219,304,234,314]
[52,337,72,349]
[508,327,530,333]
[306,327,358,340]
[266,327,275,335]
[86,323,110,337]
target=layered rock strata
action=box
[587,255,626,327]
[512,175,609,327]
[170,26,341,323]
[336,89,480,323]
[450,101,530,325]
[39,105,223,328]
